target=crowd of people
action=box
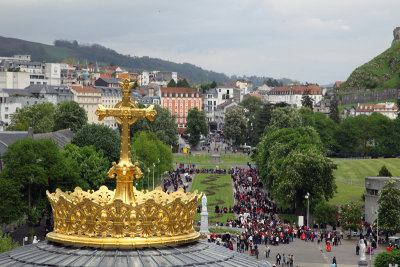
[203,166,350,266]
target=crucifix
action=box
[95,79,157,203]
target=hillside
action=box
[341,41,400,91]
[0,36,230,84]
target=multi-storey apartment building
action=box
[71,86,101,125]
[267,85,322,107]
[160,87,202,131]
[95,86,122,128]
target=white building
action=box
[356,102,398,119]
[268,85,322,107]
[44,63,61,86]
[0,71,30,89]
[95,86,122,128]
[0,89,48,127]
[215,100,238,131]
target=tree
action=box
[129,105,178,146]
[339,201,362,239]
[269,106,301,129]
[7,103,55,133]
[63,143,109,190]
[0,138,81,225]
[256,127,324,193]
[377,180,400,234]
[239,96,263,146]
[185,108,207,147]
[313,202,338,227]
[62,57,78,66]
[329,97,340,123]
[131,131,173,190]
[72,124,121,163]
[378,165,392,176]
[252,103,273,146]
[223,106,247,146]
[0,230,18,253]
[176,78,191,88]
[312,112,338,151]
[375,250,400,267]
[54,101,88,132]
[274,146,337,211]
[301,90,314,109]
[167,79,177,87]
[210,81,217,88]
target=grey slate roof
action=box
[0,131,30,156]
[0,239,271,267]
[33,129,74,149]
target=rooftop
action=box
[71,85,101,94]
[0,240,271,267]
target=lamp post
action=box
[153,163,155,190]
[305,192,310,229]
[147,168,150,190]
[376,209,379,249]
[157,158,160,186]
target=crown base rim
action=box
[46,231,201,248]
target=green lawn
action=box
[173,154,252,165]
[173,154,210,164]
[329,182,365,205]
[328,158,400,205]
[190,172,235,223]
[221,154,253,165]
[333,158,400,185]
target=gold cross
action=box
[95,79,157,203]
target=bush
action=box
[374,250,400,267]
[0,230,18,253]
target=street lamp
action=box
[158,158,160,186]
[147,168,150,190]
[153,163,155,190]
[376,209,379,249]
[305,192,310,229]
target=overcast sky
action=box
[1,0,399,84]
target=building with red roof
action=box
[160,87,202,131]
[267,85,322,107]
[356,102,398,119]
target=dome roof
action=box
[0,240,271,267]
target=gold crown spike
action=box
[46,79,202,248]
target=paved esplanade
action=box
[232,231,382,267]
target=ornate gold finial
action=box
[95,79,156,203]
[45,79,202,248]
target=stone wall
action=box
[340,89,400,106]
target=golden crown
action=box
[46,186,201,248]
[45,79,202,248]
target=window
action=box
[4,114,8,119]
[5,107,8,112]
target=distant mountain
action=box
[341,30,400,91]
[0,36,231,84]
[0,36,293,86]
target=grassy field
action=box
[327,158,400,205]
[333,158,400,185]
[190,171,235,223]
[329,182,365,205]
[173,154,252,165]
[173,154,210,164]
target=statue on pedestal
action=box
[359,239,366,261]
[202,194,207,212]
